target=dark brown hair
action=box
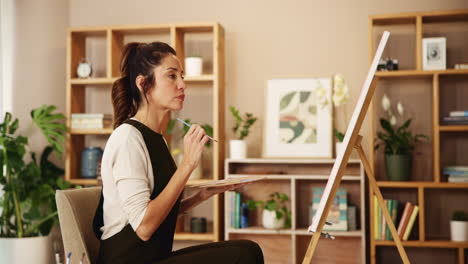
[111,41,176,128]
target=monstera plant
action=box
[0,105,72,264]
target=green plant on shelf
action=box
[452,210,468,221]
[374,94,428,155]
[229,106,257,140]
[246,192,291,228]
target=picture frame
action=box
[422,37,446,70]
[263,78,333,158]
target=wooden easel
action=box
[301,135,410,264]
[301,31,410,264]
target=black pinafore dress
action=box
[93,119,181,264]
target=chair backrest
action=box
[56,187,101,264]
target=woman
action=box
[93,41,264,264]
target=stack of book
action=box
[71,113,112,129]
[441,110,468,125]
[443,166,468,183]
[227,191,248,229]
[374,197,419,241]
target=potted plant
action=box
[247,192,291,229]
[166,118,213,180]
[229,106,257,159]
[375,95,427,181]
[0,105,72,264]
[450,210,468,242]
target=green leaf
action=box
[166,119,176,135]
[31,105,66,157]
[280,92,295,111]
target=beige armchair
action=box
[56,187,101,264]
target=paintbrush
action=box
[176,118,218,142]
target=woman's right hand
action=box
[180,124,209,172]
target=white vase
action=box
[230,140,247,159]
[262,209,285,229]
[0,235,54,264]
[335,142,344,157]
[185,57,203,76]
[450,220,468,242]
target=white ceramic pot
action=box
[262,209,285,229]
[335,142,344,157]
[0,235,54,264]
[185,57,203,76]
[230,140,247,159]
[450,220,468,242]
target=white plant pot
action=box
[450,220,468,242]
[262,209,285,229]
[185,57,203,76]
[190,162,203,180]
[0,235,54,264]
[230,140,247,159]
[335,142,344,157]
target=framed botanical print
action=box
[422,37,446,70]
[263,78,333,158]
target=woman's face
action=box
[147,54,186,111]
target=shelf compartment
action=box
[376,247,458,264]
[229,234,292,264]
[423,20,468,70]
[424,189,468,242]
[373,78,434,182]
[439,132,468,182]
[110,27,172,78]
[296,235,362,264]
[69,30,108,79]
[295,180,362,230]
[371,23,417,70]
[232,180,291,228]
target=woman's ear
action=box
[135,75,145,92]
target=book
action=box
[312,187,347,231]
[347,205,357,231]
[374,196,379,240]
[397,202,413,239]
[377,196,382,240]
[449,111,468,117]
[71,113,113,129]
[228,191,235,228]
[448,175,468,182]
[381,200,387,240]
[235,192,241,228]
[386,200,398,240]
[403,205,419,241]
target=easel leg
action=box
[354,136,410,264]
[301,229,322,264]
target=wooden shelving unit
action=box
[369,9,468,264]
[65,22,225,242]
[224,159,366,264]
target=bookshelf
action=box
[65,22,225,241]
[224,159,366,264]
[369,9,468,264]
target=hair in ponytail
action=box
[111,42,176,128]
